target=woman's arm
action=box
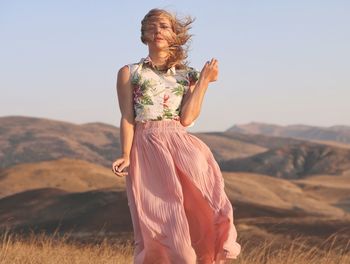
[180,58,218,127]
[112,65,135,177]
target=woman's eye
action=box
[145,23,171,32]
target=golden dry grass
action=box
[0,230,349,264]
[0,230,133,264]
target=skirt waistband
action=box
[135,119,187,133]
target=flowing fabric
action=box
[125,119,241,264]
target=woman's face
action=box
[144,16,175,50]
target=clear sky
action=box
[1,0,349,132]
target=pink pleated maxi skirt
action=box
[125,119,241,264]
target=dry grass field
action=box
[0,229,349,264]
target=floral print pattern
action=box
[127,56,200,127]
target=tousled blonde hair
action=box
[140,8,195,70]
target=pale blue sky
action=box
[1,0,349,132]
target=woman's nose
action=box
[154,26,161,33]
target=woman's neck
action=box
[148,50,169,68]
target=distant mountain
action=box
[0,116,291,168]
[220,142,350,179]
[0,116,121,168]
[2,116,350,178]
[204,131,312,150]
[227,122,350,144]
[190,133,268,161]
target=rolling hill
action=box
[0,116,120,168]
[227,122,350,144]
[0,171,348,235]
[0,158,125,198]
[220,142,350,178]
[1,115,350,246]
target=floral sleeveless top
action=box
[126,55,200,128]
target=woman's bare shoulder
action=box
[116,64,134,88]
[118,65,129,76]
[116,62,139,79]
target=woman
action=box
[112,8,241,264]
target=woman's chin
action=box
[150,44,169,51]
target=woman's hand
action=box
[199,58,218,84]
[112,155,130,177]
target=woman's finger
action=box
[213,59,219,67]
[113,163,122,173]
[112,165,118,174]
[113,166,127,176]
[112,158,125,171]
[115,171,128,177]
[118,164,127,172]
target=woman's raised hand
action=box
[199,58,218,83]
[112,155,130,177]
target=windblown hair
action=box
[140,8,195,70]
